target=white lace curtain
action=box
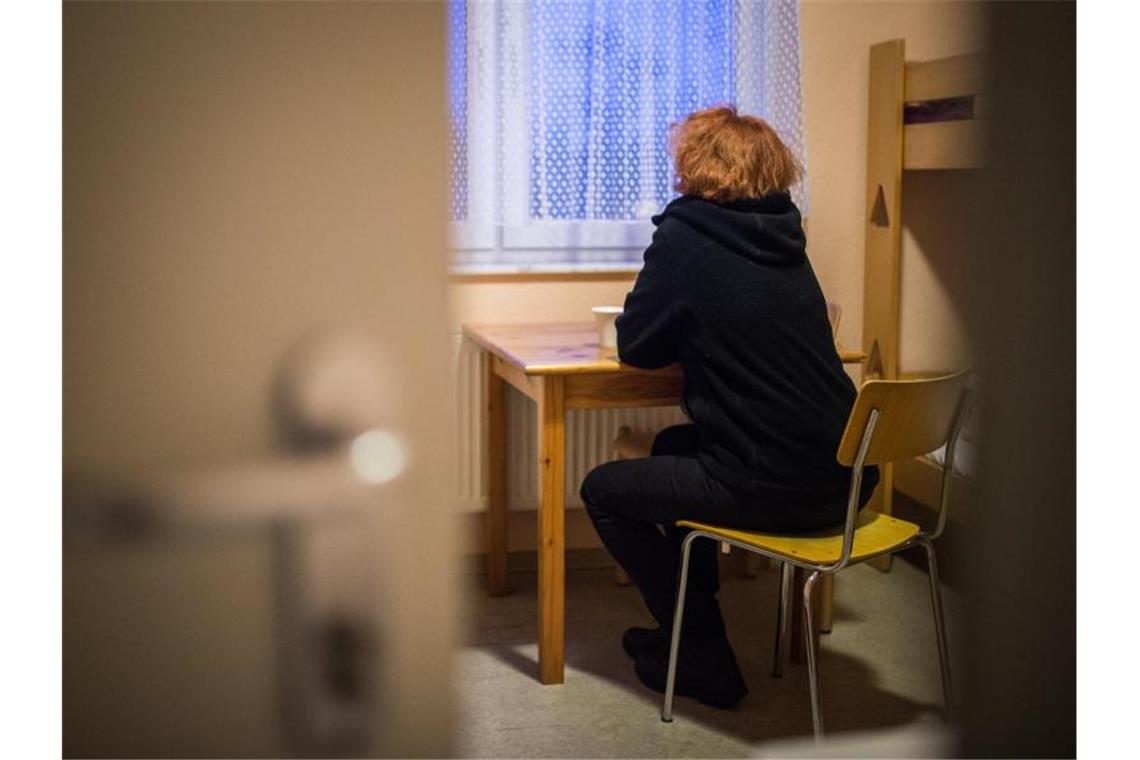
[448,0,807,268]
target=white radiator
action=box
[453,336,687,512]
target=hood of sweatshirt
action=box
[652,193,806,268]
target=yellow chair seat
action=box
[677,509,921,565]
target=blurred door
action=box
[63,2,455,756]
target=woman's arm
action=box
[616,238,681,369]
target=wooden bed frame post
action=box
[862,39,906,572]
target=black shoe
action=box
[621,626,670,660]
[633,636,748,709]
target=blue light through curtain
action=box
[449,0,806,267]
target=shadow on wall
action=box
[900,170,982,373]
[959,2,1075,757]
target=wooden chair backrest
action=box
[837,370,971,467]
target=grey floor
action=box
[455,554,963,758]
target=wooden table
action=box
[464,322,866,685]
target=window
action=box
[448,0,806,271]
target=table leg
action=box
[485,359,509,597]
[868,465,894,572]
[819,574,835,634]
[789,567,822,665]
[536,376,566,684]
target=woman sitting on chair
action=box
[580,106,878,708]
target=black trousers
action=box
[580,424,856,644]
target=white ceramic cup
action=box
[592,306,623,349]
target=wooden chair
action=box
[660,371,974,739]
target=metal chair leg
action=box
[662,532,700,723]
[771,561,791,677]
[803,570,824,740]
[919,537,954,715]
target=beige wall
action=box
[801,0,985,371]
[449,274,634,333]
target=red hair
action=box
[669,105,802,202]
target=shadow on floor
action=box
[464,563,950,747]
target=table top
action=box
[463,322,866,376]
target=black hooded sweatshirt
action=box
[616,193,878,515]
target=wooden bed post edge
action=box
[863,39,906,572]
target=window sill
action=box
[448,263,641,283]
